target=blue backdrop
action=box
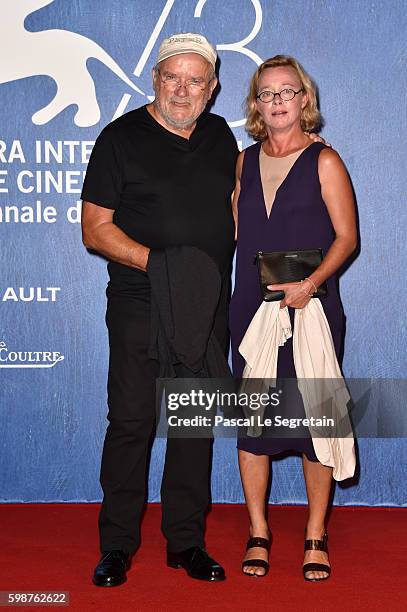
[0,0,406,505]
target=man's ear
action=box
[209,76,218,97]
[152,67,160,97]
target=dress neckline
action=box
[260,142,310,159]
[257,141,320,220]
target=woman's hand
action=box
[267,280,314,309]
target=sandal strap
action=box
[303,562,331,574]
[242,559,269,571]
[304,533,328,552]
[246,537,271,551]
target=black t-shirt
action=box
[81,105,238,285]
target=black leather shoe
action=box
[167,546,226,581]
[92,550,131,587]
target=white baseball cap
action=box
[156,33,217,69]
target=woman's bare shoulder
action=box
[318,146,343,167]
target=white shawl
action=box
[239,299,356,481]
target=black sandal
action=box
[242,536,271,577]
[303,532,331,581]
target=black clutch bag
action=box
[255,249,328,302]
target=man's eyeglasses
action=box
[155,67,209,92]
[256,88,304,103]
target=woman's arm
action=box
[269,149,357,308]
[231,151,245,240]
[306,148,357,289]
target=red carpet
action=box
[0,504,406,611]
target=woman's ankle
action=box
[249,520,270,537]
[305,523,326,540]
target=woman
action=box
[229,56,357,580]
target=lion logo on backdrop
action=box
[0,0,264,127]
[0,0,145,126]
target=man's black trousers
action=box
[98,280,229,555]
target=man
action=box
[81,33,238,585]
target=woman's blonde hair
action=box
[245,55,321,140]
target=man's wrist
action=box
[140,247,150,272]
[129,245,150,272]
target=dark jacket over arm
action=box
[147,246,231,378]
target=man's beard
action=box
[154,94,207,130]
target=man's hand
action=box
[267,280,314,309]
[304,132,331,147]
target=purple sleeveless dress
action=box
[229,141,345,460]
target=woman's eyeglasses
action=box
[256,88,304,103]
